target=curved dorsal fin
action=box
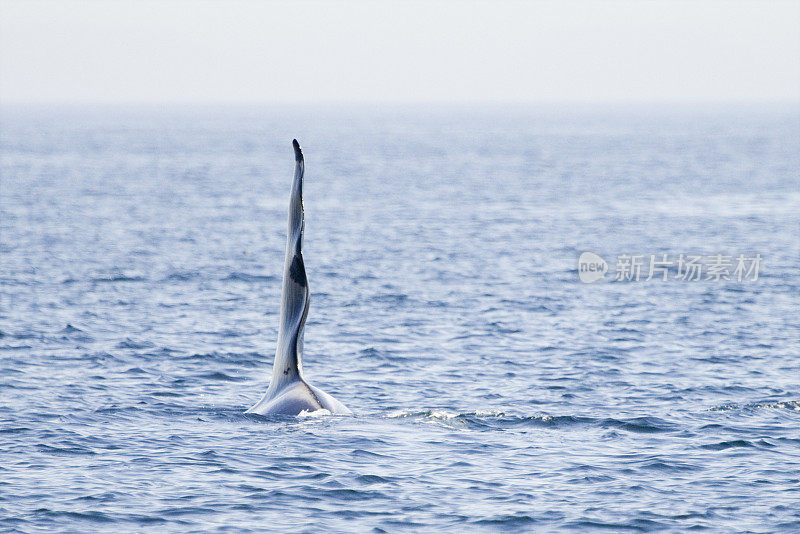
[270,139,309,387]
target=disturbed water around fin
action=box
[1,105,799,532]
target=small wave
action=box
[125,514,169,525]
[32,510,113,523]
[354,474,395,485]
[600,416,678,434]
[567,519,668,530]
[385,410,693,435]
[0,426,30,434]
[37,443,97,455]
[298,408,332,418]
[709,400,800,412]
[314,488,389,502]
[180,351,265,367]
[356,347,408,363]
[93,406,145,414]
[69,491,122,503]
[700,440,757,450]
[115,338,155,350]
[640,460,699,472]
[0,344,33,351]
[358,347,382,358]
[473,514,538,527]
[221,272,276,282]
[217,328,252,338]
[59,323,83,334]
[369,293,410,304]
[197,371,246,382]
[756,401,800,411]
[92,275,146,283]
[351,449,391,459]
[386,409,593,430]
[162,271,200,281]
[487,321,522,334]
[156,506,216,517]
[387,409,460,420]
[57,324,95,343]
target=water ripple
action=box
[1,105,798,532]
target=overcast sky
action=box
[1,0,798,104]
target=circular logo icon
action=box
[578,252,608,283]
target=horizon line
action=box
[1,98,799,107]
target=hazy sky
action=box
[1,0,798,104]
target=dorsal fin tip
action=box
[292,139,303,162]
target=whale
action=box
[246,140,351,416]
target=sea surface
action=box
[1,104,799,532]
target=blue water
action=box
[1,105,799,532]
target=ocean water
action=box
[1,104,799,532]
